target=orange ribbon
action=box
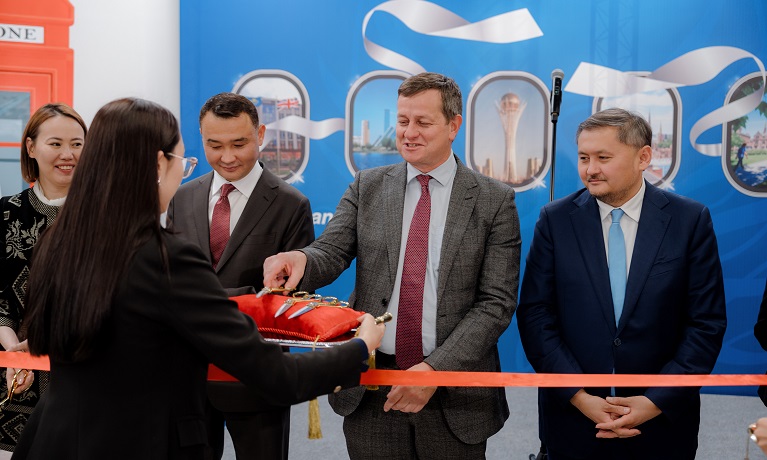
[208,366,767,387]
[3,353,763,388]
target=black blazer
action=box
[13,234,367,460]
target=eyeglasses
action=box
[166,152,198,179]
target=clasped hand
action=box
[383,362,437,414]
[571,389,661,438]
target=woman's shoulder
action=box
[1,188,32,212]
[135,231,209,264]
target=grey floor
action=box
[222,387,767,459]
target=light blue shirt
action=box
[596,180,645,277]
[379,155,457,356]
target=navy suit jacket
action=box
[517,182,726,459]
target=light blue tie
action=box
[608,209,626,326]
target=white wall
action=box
[69,0,180,125]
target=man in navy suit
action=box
[517,108,726,460]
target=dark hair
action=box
[575,108,652,149]
[398,72,462,122]
[199,92,260,127]
[24,98,179,362]
[21,103,87,182]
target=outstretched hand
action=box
[355,314,385,354]
[262,251,307,290]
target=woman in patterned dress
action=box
[0,103,87,455]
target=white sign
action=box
[0,23,44,44]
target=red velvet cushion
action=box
[231,294,363,342]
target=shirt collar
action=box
[210,161,263,199]
[32,182,66,206]
[597,179,646,223]
[406,153,457,186]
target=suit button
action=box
[333,386,342,393]
[613,338,622,347]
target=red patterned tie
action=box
[210,183,235,269]
[396,174,431,370]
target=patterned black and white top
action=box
[0,186,60,451]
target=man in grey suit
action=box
[263,73,520,459]
[167,93,314,460]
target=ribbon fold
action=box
[565,46,766,157]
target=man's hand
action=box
[594,396,661,438]
[570,389,633,437]
[262,251,307,290]
[751,417,767,455]
[383,362,437,413]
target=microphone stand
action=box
[550,115,558,202]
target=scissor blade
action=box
[287,305,313,319]
[256,287,271,298]
[274,300,294,318]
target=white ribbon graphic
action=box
[263,116,345,147]
[565,46,766,156]
[362,1,543,75]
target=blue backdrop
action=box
[181,0,767,395]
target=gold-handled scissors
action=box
[256,286,295,298]
[287,296,350,319]
[274,292,322,318]
[0,369,26,412]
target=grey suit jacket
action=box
[303,156,521,444]
[167,163,315,411]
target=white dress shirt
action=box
[208,162,264,232]
[380,155,457,356]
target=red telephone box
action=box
[0,0,74,195]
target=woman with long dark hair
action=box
[15,98,383,459]
[0,103,87,456]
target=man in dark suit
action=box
[517,108,727,460]
[167,93,314,460]
[262,72,521,459]
[753,278,767,405]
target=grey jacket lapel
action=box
[384,164,407,286]
[436,160,478,304]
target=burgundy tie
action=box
[396,174,431,370]
[210,183,235,269]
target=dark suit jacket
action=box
[517,182,727,459]
[754,278,767,350]
[14,234,367,460]
[167,165,315,412]
[303,157,521,445]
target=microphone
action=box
[550,69,564,123]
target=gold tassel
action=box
[365,351,378,391]
[308,397,323,439]
[308,335,323,439]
